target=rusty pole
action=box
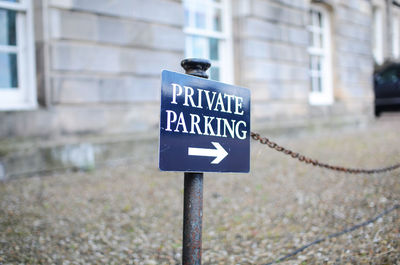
[181,58,211,265]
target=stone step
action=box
[0,133,158,180]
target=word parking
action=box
[165,83,247,140]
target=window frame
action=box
[183,0,233,84]
[0,0,36,111]
[392,15,400,59]
[307,4,333,106]
[372,6,384,64]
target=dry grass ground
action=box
[1,116,399,264]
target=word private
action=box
[165,83,247,140]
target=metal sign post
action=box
[181,59,209,265]
[183,171,203,265]
[159,58,251,264]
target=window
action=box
[308,5,333,105]
[183,0,233,83]
[372,7,384,64]
[392,16,400,59]
[0,0,36,110]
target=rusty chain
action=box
[251,132,400,174]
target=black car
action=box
[374,62,400,116]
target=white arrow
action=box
[188,142,228,164]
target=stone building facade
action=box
[0,0,399,177]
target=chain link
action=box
[250,132,400,174]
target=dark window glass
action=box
[0,8,17,46]
[213,8,222,32]
[0,52,18,88]
[184,9,190,27]
[195,11,206,29]
[210,67,220,81]
[209,38,219,60]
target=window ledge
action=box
[0,102,37,112]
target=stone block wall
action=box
[47,0,184,132]
[0,0,379,138]
[233,0,374,131]
[0,0,390,179]
[0,0,185,138]
[332,0,374,118]
[233,0,312,128]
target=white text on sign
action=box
[164,83,248,140]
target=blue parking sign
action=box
[159,70,251,173]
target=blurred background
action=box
[1,1,400,264]
[0,0,399,179]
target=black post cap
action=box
[181,58,211,79]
